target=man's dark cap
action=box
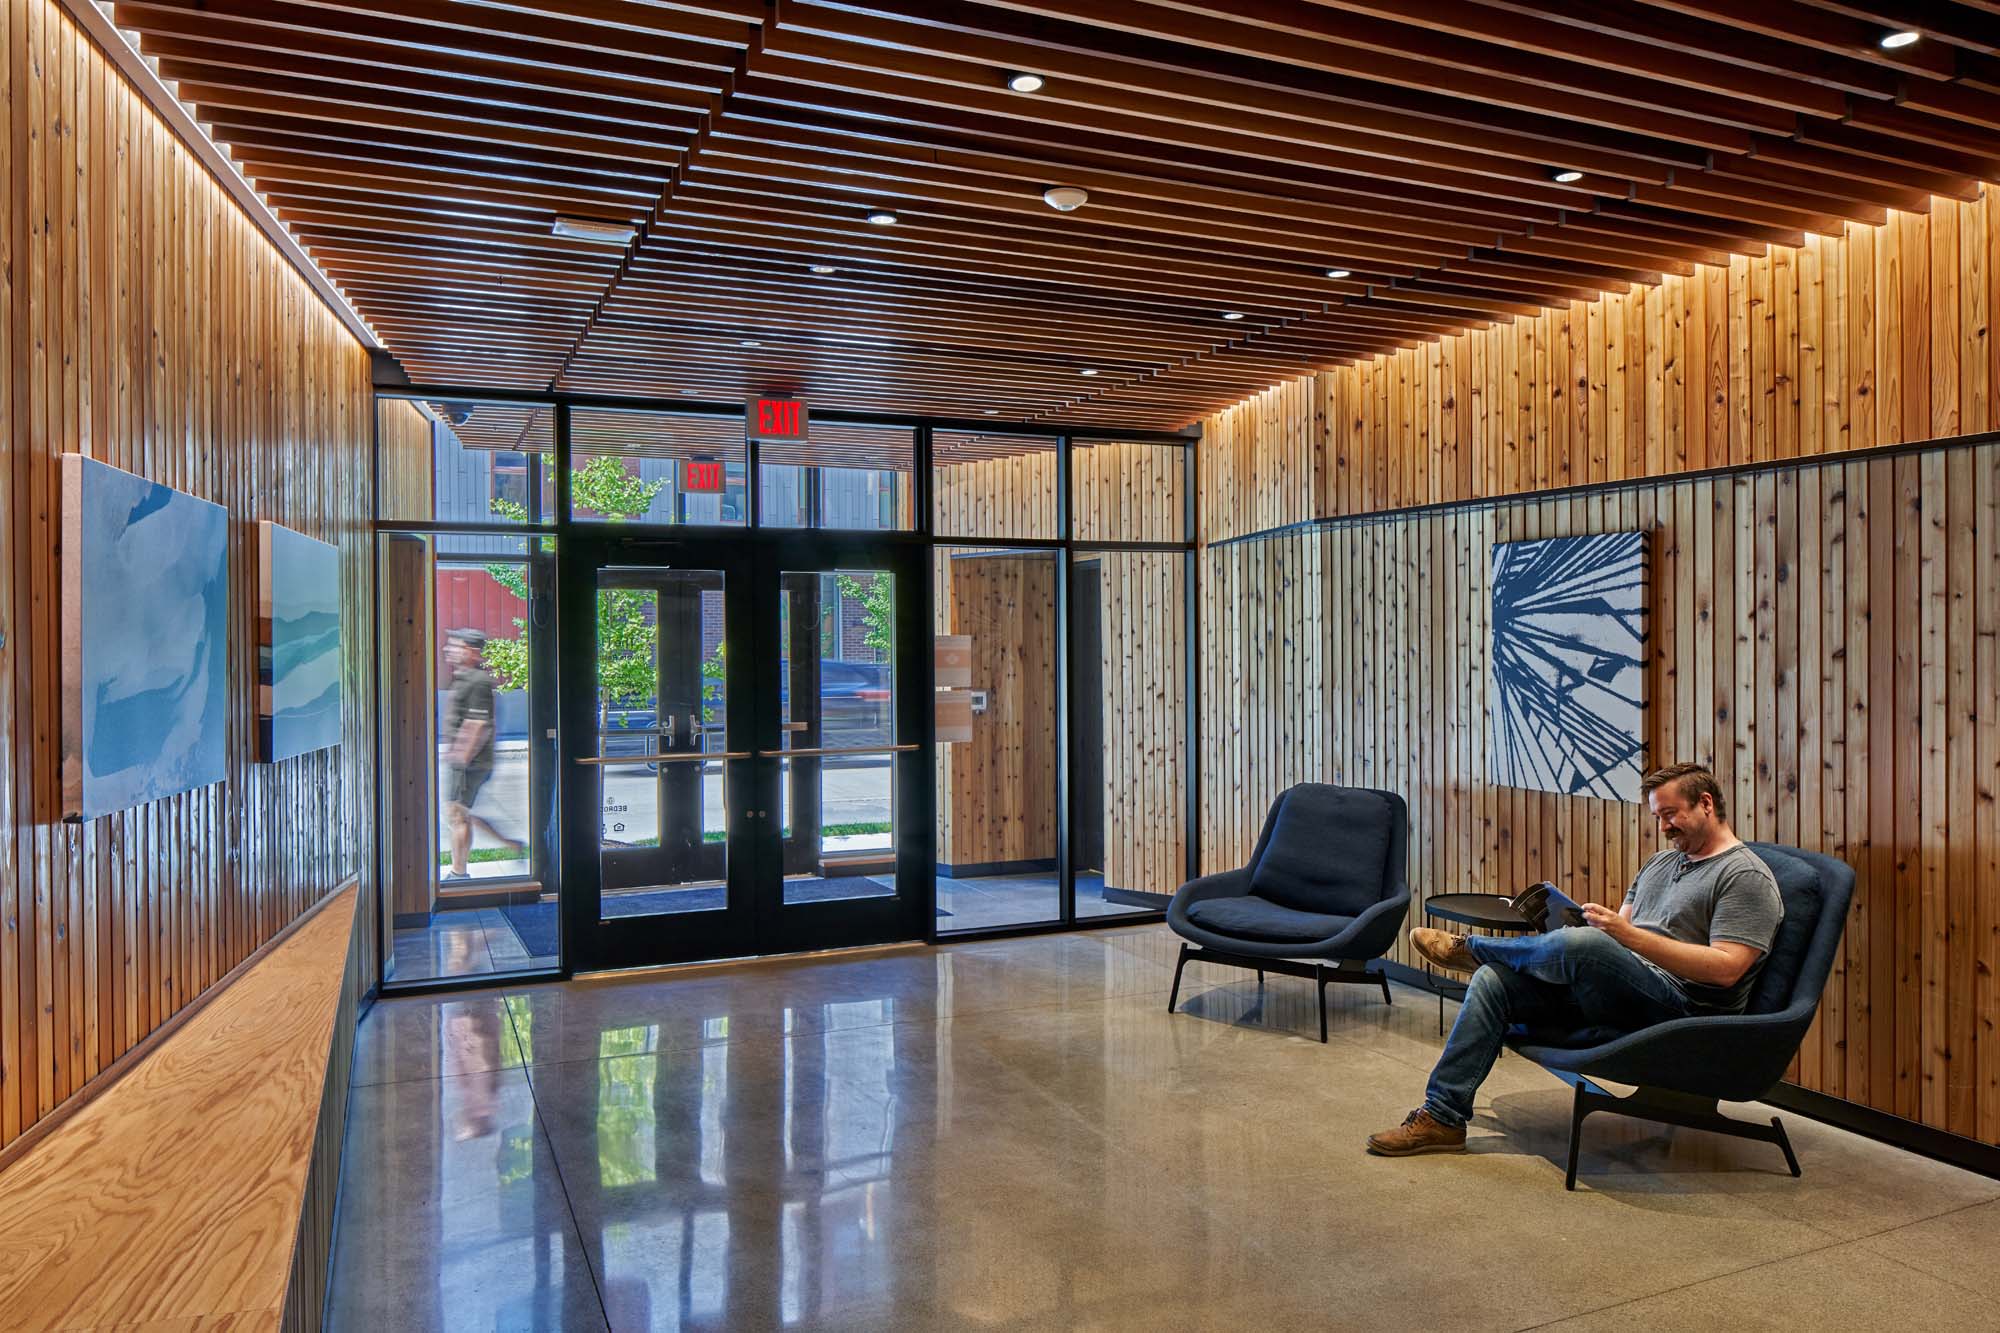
[449,628,487,650]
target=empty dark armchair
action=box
[1167,784,1410,1041]
[1506,842,1854,1189]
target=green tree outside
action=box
[484,456,670,710]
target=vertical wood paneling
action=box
[1201,191,2000,545]
[1198,442,2000,1144]
[0,0,410,1159]
[1195,184,2000,1150]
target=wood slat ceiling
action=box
[116,0,2000,430]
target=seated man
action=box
[1367,762,1783,1156]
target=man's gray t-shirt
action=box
[1620,843,1783,1012]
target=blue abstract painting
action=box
[259,521,343,762]
[61,456,229,820]
[1488,531,1649,802]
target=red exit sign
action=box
[682,457,725,493]
[747,397,809,442]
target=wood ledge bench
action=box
[0,883,361,1332]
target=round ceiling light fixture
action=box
[1549,167,1584,183]
[1325,267,1351,280]
[1222,311,1245,321]
[1042,185,1089,212]
[1006,71,1045,93]
[1879,28,1920,48]
[866,209,899,226]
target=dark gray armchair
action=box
[1507,842,1855,1189]
[1167,784,1410,1041]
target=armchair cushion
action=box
[1185,896,1353,944]
[1743,844,1822,1015]
[1249,785,1397,916]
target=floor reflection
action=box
[329,925,2000,1332]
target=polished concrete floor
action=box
[328,924,2000,1332]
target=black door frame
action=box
[557,526,934,972]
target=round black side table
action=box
[1421,893,1534,1035]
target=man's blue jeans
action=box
[1422,928,1694,1129]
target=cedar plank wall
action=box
[0,0,420,1158]
[1198,190,2000,1147]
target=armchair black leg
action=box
[1565,1083,1592,1191]
[1256,968,1265,986]
[1168,943,1190,1015]
[1315,963,1329,1043]
[1379,973,1393,1005]
[1558,1076,1805,1190]
[1772,1116,1801,1177]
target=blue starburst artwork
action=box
[1488,531,1649,802]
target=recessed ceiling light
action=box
[1549,167,1584,183]
[551,215,636,244]
[1006,71,1045,93]
[1879,29,1920,49]
[983,408,1001,415]
[1325,268,1351,279]
[1078,368,1099,377]
[1222,311,1244,321]
[866,210,898,225]
[1043,186,1089,212]
[679,388,696,394]
[810,264,838,275]
[740,339,762,347]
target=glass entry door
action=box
[560,534,929,970]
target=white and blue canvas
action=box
[1488,530,1649,802]
[61,456,229,820]
[259,521,343,762]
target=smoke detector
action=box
[1042,186,1089,212]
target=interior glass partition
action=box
[761,423,915,530]
[1069,550,1189,913]
[932,545,1062,930]
[570,407,748,526]
[375,395,561,985]
[933,431,1059,540]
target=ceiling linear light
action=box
[1079,368,1100,377]
[1879,29,1921,49]
[67,2,381,350]
[810,264,839,275]
[1006,71,1045,93]
[1548,167,1585,184]
[866,210,899,226]
[740,339,763,347]
[552,214,636,244]
[1222,311,1245,321]
[1043,186,1089,212]
[1326,268,1352,280]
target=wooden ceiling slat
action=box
[104,0,2000,426]
[969,0,1806,131]
[771,4,1711,176]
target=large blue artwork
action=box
[258,521,343,762]
[1488,531,1649,802]
[61,456,229,821]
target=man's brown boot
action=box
[1366,1108,1468,1156]
[1410,926,1478,975]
